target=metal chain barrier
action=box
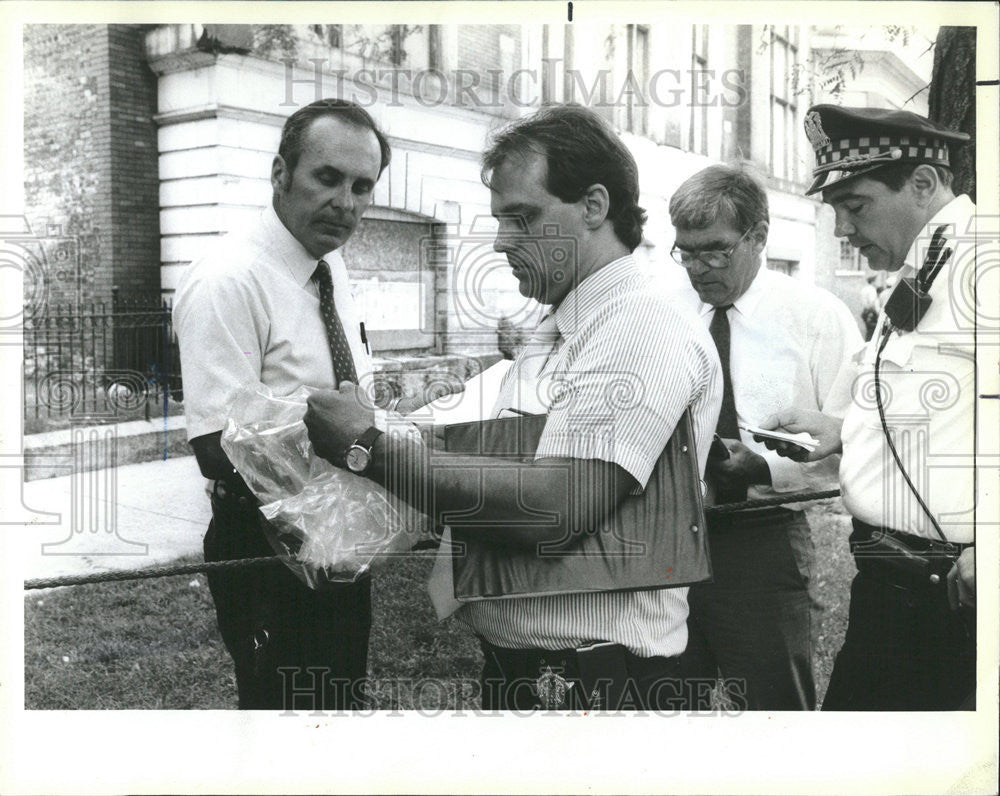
[22,489,842,591]
[705,489,840,514]
[24,556,284,591]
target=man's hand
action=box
[947,547,975,610]
[707,439,771,487]
[756,409,843,462]
[304,382,376,466]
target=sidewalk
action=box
[17,363,516,588]
[20,455,211,586]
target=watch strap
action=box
[355,425,383,451]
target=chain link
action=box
[24,556,284,591]
[23,490,842,591]
[705,489,840,514]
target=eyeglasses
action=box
[670,227,754,269]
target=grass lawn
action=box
[24,501,855,710]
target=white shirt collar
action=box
[696,260,771,319]
[260,204,328,288]
[902,193,976,277]
[553,255,639,338]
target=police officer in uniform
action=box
[759,105,981,710]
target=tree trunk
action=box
[928,26,976,202]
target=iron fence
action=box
[23,294,183,429]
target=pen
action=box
[359,322,370,354]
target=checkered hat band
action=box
[816,136,949,168]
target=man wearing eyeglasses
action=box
[668,164,861,710]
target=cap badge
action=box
[804,111,831,149]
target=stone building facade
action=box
[23,22,932,370]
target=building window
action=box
[839,239,862,271]
[768,258,798,277]
[499,31,517,98]
[769,25,800,182]
[625,24,650,135]
[541,26,554,104]
[689,25,709,155]
[428,25,442,70]
[563,24,574,91]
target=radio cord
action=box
[873,323,952,546]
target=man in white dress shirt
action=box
[669,164,861,710]
[303,104,723,711]
[173,99,390,710]
[760,105,980,710]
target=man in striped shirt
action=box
[304,105,722,710]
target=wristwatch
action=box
[345,426,383,475]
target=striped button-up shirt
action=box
[458,256,723,657]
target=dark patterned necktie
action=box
[709,304,746,503]
[313,259,358,386]
[709,305,739,439]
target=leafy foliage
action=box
[256,24,426,66]
[253,25,299,59]
[346,24,424,65]
[759,24,929,105]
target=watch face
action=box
[345,445,370,473]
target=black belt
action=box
[849,519,969,591]
[479,638,682,710]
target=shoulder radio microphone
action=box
[882,225,951,332]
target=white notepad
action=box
[740,423,820,452]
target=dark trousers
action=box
[204,490,372,711]
[479,639,688,711]
[680,509,817,710]
[822,521,975,711]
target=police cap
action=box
[804,104,970,195]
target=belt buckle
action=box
[535,665,570,710]
[251,626,270,677]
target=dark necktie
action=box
[709,304,746,503]
[313,259,358,386]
